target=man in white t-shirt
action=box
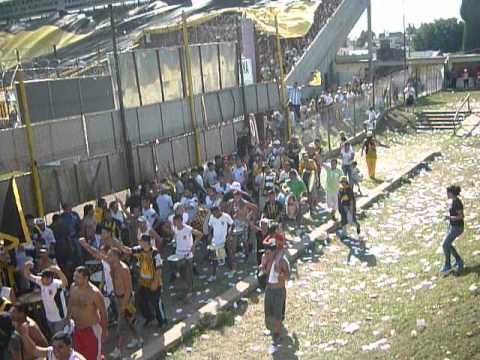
[207,207,233,281]
[24,261,68,335]
[172,215,203,297]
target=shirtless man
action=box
[67,266,108,360]
[224,190,258,263]
[10,303,48,360]
[106,248,142,359]
[260,235,290,344]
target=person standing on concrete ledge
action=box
[260,234,289,344]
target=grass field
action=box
[169,132,480,359]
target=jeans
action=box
[442,225,464,268]
[342,164,353,184]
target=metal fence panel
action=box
[160,100,186,137]
[125,108,140,145]
[137,103,163,142]
[23,81,54,122]
[244,85,258,114]
[118,52,141,108]
[219,42,237,88]
[267,82,280,109]
[190,46,203,95]
[108,152,129,192]
[220,123,236,156]
[50,116,86,161]
[0,129,21,172]
[85,112,116,156]
[135,145,156,183]
[171,137,191,171]
[204,127,222,160]
[203,92,222,125]
[49,79,82,118]
[256,83,269,112]
[135,49,163,106]
[159,47,184,101]
[200,44,220,92]
[78,76,115,114]
[219,88,243,121]
[32,122,55,165]
[155,141,174,175]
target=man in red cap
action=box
[260,231,290,344]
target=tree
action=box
[355,30,375,48]
[461,0,480,51]
[412,18,464,53]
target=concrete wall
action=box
[0,80,281,218]
[286,0,368,86]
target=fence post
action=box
[274,14,291,142]
[110,4,136,191]
[15,70,45,217]
[182,11,202,167]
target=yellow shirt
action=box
[299,159,318,174]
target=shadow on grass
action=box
[273,326,300,360]
[336,229,377,267]
[456,264,480,278]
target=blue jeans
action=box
[342,164,353,184]
[442,225,464,268]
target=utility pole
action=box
[367,0,374,85]
[236,16,250,133]
[16,70,44,217]
[182,11,202,167]
[110,4,136,191]
[274,13,291,141]
[403,0,408,104]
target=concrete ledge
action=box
[133,149,442,360]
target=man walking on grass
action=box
[260,235,290,344]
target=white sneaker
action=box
[126,339,139,349]
[109,348,121,359]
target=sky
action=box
[349,0,462,39]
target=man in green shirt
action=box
[287,170,307,199]
[322,159,344,219]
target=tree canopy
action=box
[461,0,480,51]
[412,18,464,53]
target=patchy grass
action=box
[169,134,480,360]
[415,90,480,112]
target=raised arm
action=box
[49,265,68,289]
[23,261,41,284]
[112,238,133,256]
[79,238,107,261]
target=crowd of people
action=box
[257,0,342,81]
[0,93,383,358]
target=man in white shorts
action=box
[172,215,203,298]
[207,207,233,282]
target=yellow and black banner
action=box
[0,177,31,249]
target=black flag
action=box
[0,177,31,248]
